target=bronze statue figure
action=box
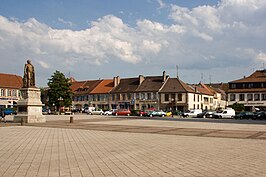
[23,60,35,88]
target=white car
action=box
[182,109,202,118]
[88,109,104,115]
[104,109,117,115]
[214,108,235,118]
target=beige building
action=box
[0,73,23,108]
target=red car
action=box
[115,109,131,116]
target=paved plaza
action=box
[1,115,266,176]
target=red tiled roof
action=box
[0,73,23,89]
[159,78,194,93]
[230,70,266,83]
[70,80,102,95]
[90,79,114,94]
[136,76,165,92]
[110,77,140,93]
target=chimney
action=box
[139,75,145,85]
[113,76,120,87]
[163,71,166,82]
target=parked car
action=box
[253,111,266,120]
[115,109,131,116]
[197,111,215,118]
[182,109,202,118]
[214,108,235,118]
[136,110,148,116]
[147,110,166,117]
[104,109,117,116]
[234,111,255,119]
[88,109,104,115]
[166,111,173,117]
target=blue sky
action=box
[0,0,266,86]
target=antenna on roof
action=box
[200,73,203,83]
[209,75,212,84]
[176,65,179,79]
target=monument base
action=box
[13,87,46,123]
[14,114,46,123]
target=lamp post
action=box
[171,98,174,117]
[58,97,63,114]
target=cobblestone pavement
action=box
[0,115,266,176]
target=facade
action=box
[89,79,114,109]
[109,76,140,109]
[0,73,23,108]
[135,72,168,110]
[227,70,266,111]
[159,77,194,111]
[71,80,102,109]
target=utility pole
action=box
[176,65,179,79]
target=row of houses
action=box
[1,70,266,112]
[70,71,227,112]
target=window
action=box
[136,93,139,100]
[178,94,182,101]
[262,94,266,100]
[12,90,17,97]
[165,94,169,101]
[194,94,196,101]
[141,93,145,100]
[198,95,200,102]
[239,94,245,101]
[147,93,151,100]
[7,89,11,96]
[127,93,131,100]
[122,94,126,100]
[231,84,236,89]
[254,94,260,101]
[247,94,253,101]
[230,94,235,101]
[112,94,115,101]
[204,97,209,104]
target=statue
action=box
[23,60,35,88]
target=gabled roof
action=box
[90,79,114,94]
[136,76,164,92]
[159,78,194,93]
[230,70,266,83]
[110,77,140,93]
[206,83,229,92]
[0,73,23,89]
[196,83,214,96]
[71,80,102,95]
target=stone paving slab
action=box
[1,126,266,177]
[1,115,266,176]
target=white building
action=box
[227,70,266,111]
[0,73,23,108]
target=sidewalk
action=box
[0,115,266,176]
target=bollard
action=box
[70,116,74,123]
[21,118,24,126]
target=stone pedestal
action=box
[14,88,46,123]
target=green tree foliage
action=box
[230,102,245,113]
[47,71,72,110]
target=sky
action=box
[0,0,266,87]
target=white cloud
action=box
[157,0,166,9]
[0,0,266,86]
[58,18,76,28]
[257,52,266,61]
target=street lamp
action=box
[58,97,63,114]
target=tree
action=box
[47,71,72,111]
[230,102,245,113]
